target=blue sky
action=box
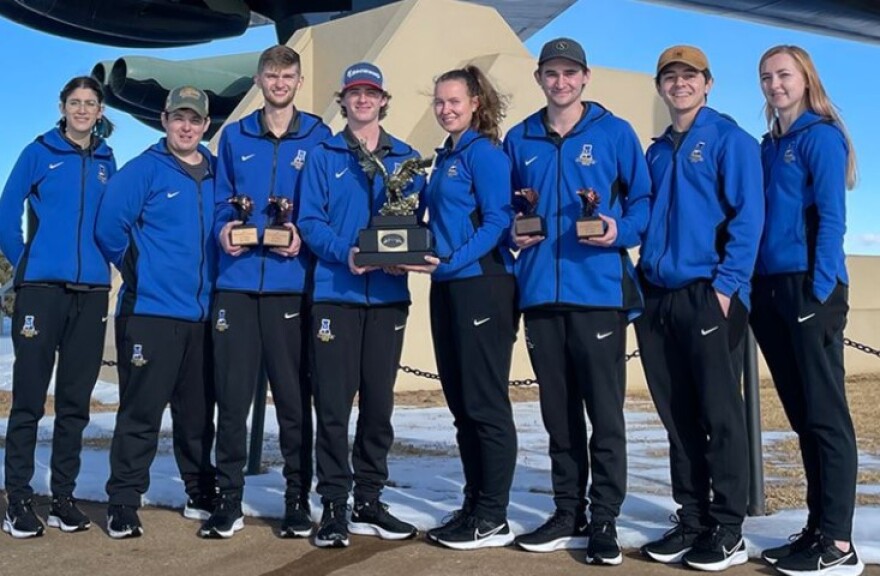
[2,0,878,254]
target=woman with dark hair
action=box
[0,76,116,538]
[752,45,863,576]
[402,65,517,550]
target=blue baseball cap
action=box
[341,62,384,92]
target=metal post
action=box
[246,364,269,476]
[744,328,766,516]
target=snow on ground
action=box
[1,326,878,562]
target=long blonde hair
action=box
[759,45,857,190]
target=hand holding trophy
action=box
[576,188,605,239]
[227,195,259,246]
[353,142,435,267]
[264,195,294,248]
[512,187,545,236]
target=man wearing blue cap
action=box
[298,62,423,548]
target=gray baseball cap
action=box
[538,38,588,68]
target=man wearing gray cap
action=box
[504,37,651,565]
[96,85,219,539]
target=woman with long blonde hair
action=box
[750,45,863,576]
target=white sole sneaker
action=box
[437,531,515,551]
[47,515,90,532]
[776,559,865,576]
[643,546,692,564]
[516,535,589,553]
[106,522,143,539]
[199,517,244,539]
[349,521,416,540]
[2,517,44,538]
[314,535,350,548]
[685,549,748,572]
[280,525,314,538]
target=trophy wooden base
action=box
[263,226,292,248]
[230,225,259,247]
[576,217,605,239]
[514,215,546,237]
[354,214,434,267]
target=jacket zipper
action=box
[75,153,87,283]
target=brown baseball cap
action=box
[656,45,709,75]
[165,85,209,117]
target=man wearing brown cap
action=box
[504,37,651,565]
[635,46,764,571]
[96,85,219,539]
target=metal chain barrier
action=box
[844,337,880,358]
[98,338,876,385]
[401,348,643,387]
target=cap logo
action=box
[346,67,381,80]
[556,41,567,50]
[178,87,201,99]
[675,50,685,57]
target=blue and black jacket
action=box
[756,111,848,302]
[503,102,650,312]
[298,128,425,305]
[0,127,116,287]
[426,128,513,283]
[639,106,764,309]
[213,108,331,293]
[96,139,217,322]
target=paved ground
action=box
[1,499,878,576]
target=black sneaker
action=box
[514,508,589,553]
[47,495,91,532]
[280,500,314,538]
[426,502,474,543]
[682,525,748,571]
[199,494,244,539]
[762,526,820,565]
[349,499,417,540]
[184,493,217,521]
[2,498,45,538]
[314,501,350,548]
[436,515,514,551]
[106,504,143,539]
[775,535,864,576]
[641,516,702,564]
[587,521,623,565]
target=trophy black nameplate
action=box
[264,195,293,248]
[351,143,435,267]
[355,214,434,266]
[228,195,259,247]
[576,188,605,240]
[512,187,545,237]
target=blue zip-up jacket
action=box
[213,109,331,293]
[298,129,425,305]
[426,129,514,282]
[96,139,217,322]
[503,103,650,311]
[639,106,764,309]
[0,128,116,287]
[756,111,848,303]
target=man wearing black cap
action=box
[96,85,218,539]
[636,46,763,572]
[504,37,651,566]
[298,62,422,548]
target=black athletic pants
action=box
[212,291,312,503]
[106,315,216,507]
[750,274,855,541]
[429,275,517,523]
[634,279,748,530]
[310,302,407,505]
[524,308,627,523]
[4,285,107,502]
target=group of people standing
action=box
[0,35,862,576]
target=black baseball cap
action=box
[538,37,588,69]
